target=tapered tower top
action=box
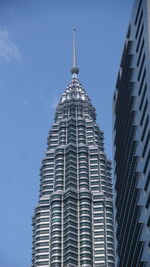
[70,28,79,75]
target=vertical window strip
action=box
[135,0,142,25]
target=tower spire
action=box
[71,28,79,75]
[73,28,76,67]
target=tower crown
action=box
[60,76,90,104]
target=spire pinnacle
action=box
[71,28,79,75]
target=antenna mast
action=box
[71,28,79,75]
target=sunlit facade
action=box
[32,39,115,266]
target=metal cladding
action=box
[32,74,115,267]
[114,0,150,266]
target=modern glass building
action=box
[113,0,150,266]
[32,30,115,267]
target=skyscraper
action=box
[114,0,150,266]
[32,30,115,267]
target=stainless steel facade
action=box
[32,68,115,266]
[114,0,150,266]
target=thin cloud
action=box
[0,28,20,62]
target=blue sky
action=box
[0,0,134,266]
